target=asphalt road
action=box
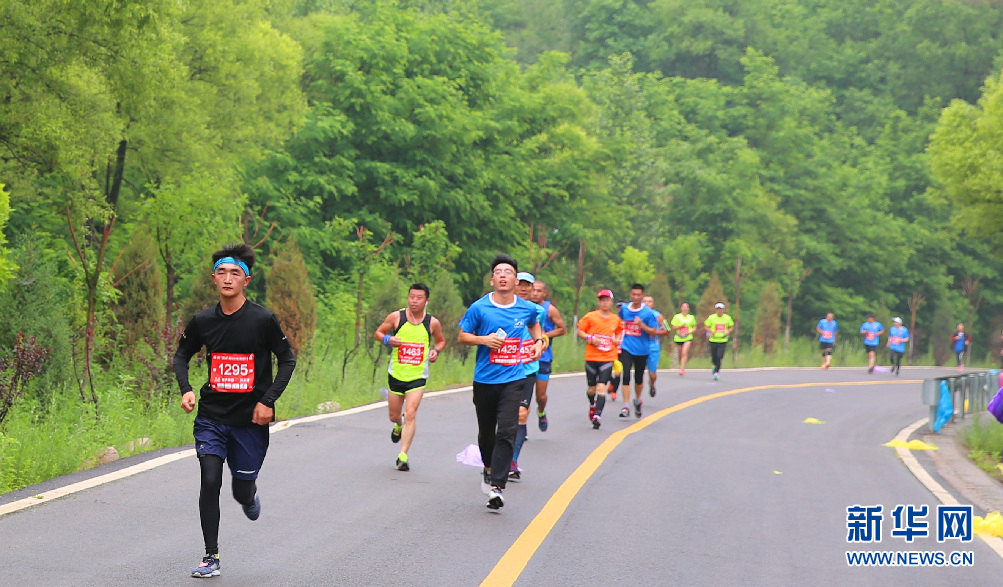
[1,367,1001,585]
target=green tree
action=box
[752,281,782,354]
[266,238,318,357]
[930,298,955,366]
[607,246,655,296]
[140,172,245,323]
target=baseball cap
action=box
[516,272,535,283]
[893,317,903,324]
[714,302,725,309]
[597,289,613,299]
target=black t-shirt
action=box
[173,300,296,426]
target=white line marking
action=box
[892,417,1003,559]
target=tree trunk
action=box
[732,257,742,362]
[784,291,793,351]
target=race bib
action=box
[821,330,834,340]
[489,337,522,366]
[520,338,535,363]
[210,353,255,393]
[865,332,876,341]
[397,342,426,366]
[593,334,613,352]
[623,321,642,337]
[679,326,690,336]
[889,336,902,345]
[715,323,727,334]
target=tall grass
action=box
[958,413,1003,480]
[0,334,970,494]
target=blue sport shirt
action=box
[458,293,540,384]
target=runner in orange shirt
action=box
[576,289,623,429]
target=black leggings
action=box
[710,342,727,373]
[472,380,522,489]
[889,350,903,371]
[619,352,647,386]
[199,455,257,555]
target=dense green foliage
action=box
[3,0,1003,489]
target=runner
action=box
[458,254,544,510]
[529,279,567,431]
[576,289,623,429]
[642,295,669,397]
[952,323,970,371]
[887,317,910,376]
[173,244,297,578]
[816,312,838,369]
[509,272,548,480]
[704,302,734,380]
[617,284,660,418]
[859,313,884,373]
[373,283,447,472]
[669,302,696,376]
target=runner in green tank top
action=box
[374,283,446,471]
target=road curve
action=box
[1,367,1000,586]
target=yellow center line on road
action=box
[481,379,920,587]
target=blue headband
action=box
[213,256,250,276]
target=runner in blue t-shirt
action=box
[816,312,837,370]
[509,272,547,480]
[529,279,566,432]
[617,284,660,418]
[458,254,543,511]
[886,317,910,376]
[951,323,970,371]
[859,313,885,374]
[642,295,669,398]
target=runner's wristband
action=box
[382,334,392,346]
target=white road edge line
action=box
[892,417,1003,559]
[0,374,592,517]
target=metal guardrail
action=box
[921,370,999,433]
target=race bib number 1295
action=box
[210,353,255,393]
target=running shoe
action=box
[242,495,260,521]
[481,468,492,495]
[191,555,220,578]
[649,384,656,398]
[713,373,719,381]
[588,405,596,421]
[633,398,642,418]
[609,391,617,401]
[508,461,521,480]
[486,486,505,510]
[678,369,685,376]
[868,366,874,374]
[396,453,409,471]
[538,411,548,432]
[619,406,629,418]
[391,422,403,443]
[592,415,601,429]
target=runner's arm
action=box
[653,313,669,337]
[429,318,446,362]
[259,315,297,408]
[546,304,567,338]
[374,312,401,347]
[173,317,203,396]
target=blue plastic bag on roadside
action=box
[933,381,953,433]
[987,386,1003,424]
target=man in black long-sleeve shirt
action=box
[173,243,296,578]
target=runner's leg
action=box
[198,455,224,556]
[401,389,425,455]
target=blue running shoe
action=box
[191,555,220,578]
[242,495,260,521]
[537,411,548,432]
